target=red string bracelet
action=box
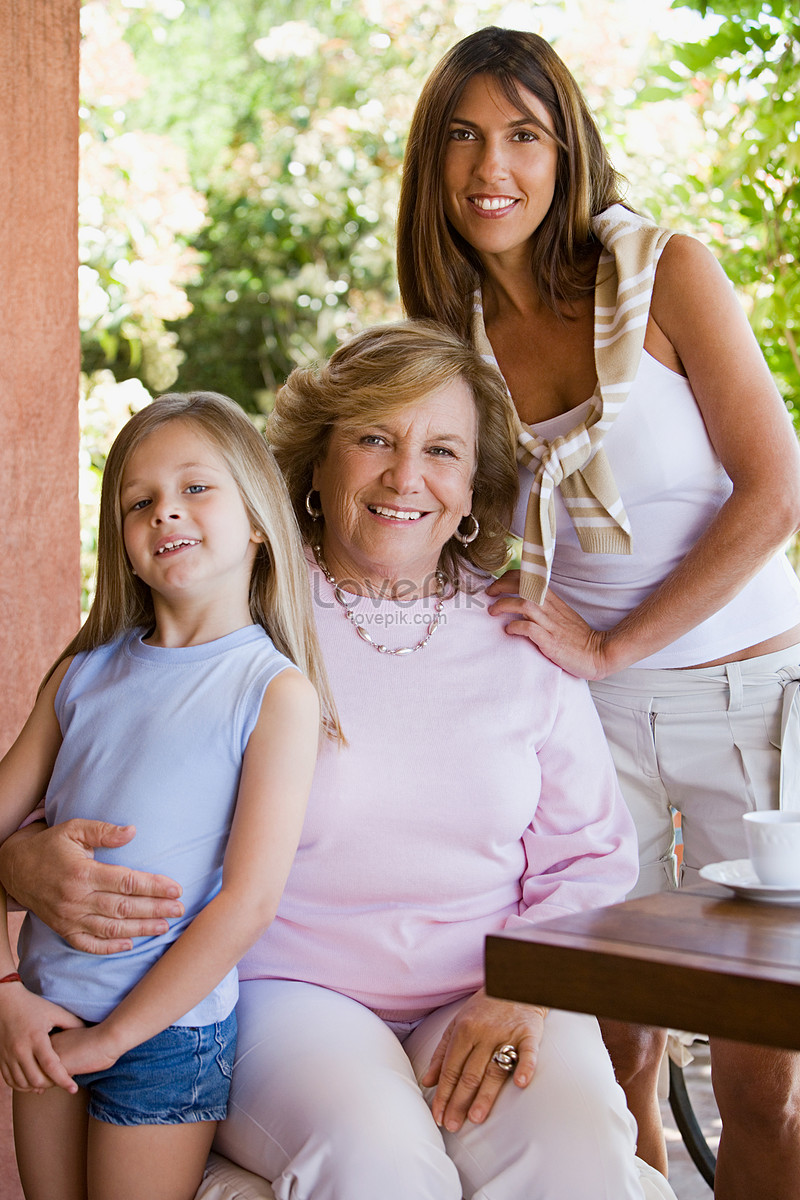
[0,972,21,984]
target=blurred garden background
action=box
[78,0,799,606]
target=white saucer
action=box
[700,859,800,904]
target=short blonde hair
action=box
[51,392,341,740]
[268,321,519,586]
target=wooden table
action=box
[485,883,800,1049]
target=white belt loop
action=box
[725,660,743,712]
[778,670,800,811]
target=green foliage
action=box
[75,0,800,606]
[82,0,800,424]
[120,0,471,412]
[78,1,207,394]
[639,0,800,421]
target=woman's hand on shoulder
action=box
[421,989,547,1132]
[486,571,616,680]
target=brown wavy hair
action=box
[267,321,519,588]
[397,27,628,339]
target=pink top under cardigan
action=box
[239,564,638,1020]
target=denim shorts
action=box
[74,1009,236,1126]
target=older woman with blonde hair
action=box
[1,322,673,1200]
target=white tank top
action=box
[511,351,800,668]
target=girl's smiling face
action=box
[120,420,262,611]
[443,73,559,269]
[312,379,477,596]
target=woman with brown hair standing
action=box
[398,26,800,1199]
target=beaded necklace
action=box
[312,544,446,656]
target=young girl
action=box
[0,391,339,1200]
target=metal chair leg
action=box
[668,1057,716,1189]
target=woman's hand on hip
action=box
[487,571,614,680]
[421,989,547,1132]
[0,820,184,954]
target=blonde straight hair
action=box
[49,392,341,741]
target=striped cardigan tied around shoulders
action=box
[472,204,674,604]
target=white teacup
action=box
[743,811,800,887]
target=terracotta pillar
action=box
[0,0,81,755]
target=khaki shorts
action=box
[589,645,800,896]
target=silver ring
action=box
[491,1043,519,1073]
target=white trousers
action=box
[212,979,654,1200]
[589,645,800,895]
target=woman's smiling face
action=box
[312,379,478,595]
[443,73,559,269]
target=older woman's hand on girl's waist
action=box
[421,988,547,1133]
[0,819,184,954]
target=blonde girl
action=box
[0,392,338,1200]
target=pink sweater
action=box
[239,565,638,1019]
